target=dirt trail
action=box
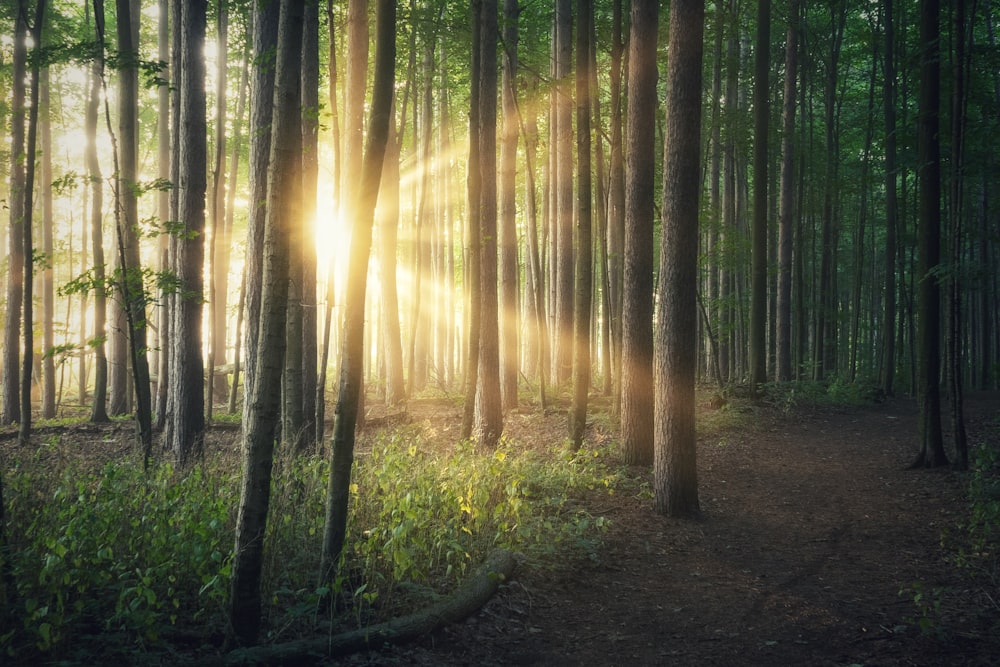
[362,395,999,666]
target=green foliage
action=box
[2,462,233,660]
[2,430,618,659]
[954,418,1000,610]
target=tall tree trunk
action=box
[749,0,770,390]
[2,4,28,426]
[947,0,969,469]
[40,64,55,419]
[230,0,303,646]
[168,0,207,465]
[879,0,898,396]
[912,0,947,468]
[377,120,406,405]
[499,0,520,413]
[462,0,484,441]
[776,0,799,382]
[207,3,229,418]
[243,0,280,400]
[154,0,170,428]
[18,0,47,444]
[569,0,592,450]
[655,0,704,518]
[607,0,625,405]
[620,0,658,465]
[300,0,320,447]
[319,0,395,585]
[554,0,574,386]
[474,0,503,449]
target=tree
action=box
[1,1,27,426]
[87,3,109,423]
[19,0,47,445]
[654,0,703,518]
[154,0,169,428]
[911,0,947,468]
[498,0,519,412]
[569,0,592,450]
[230,0,303,646]
[620,0,658,465]
[749,0,770,391]
[166,0,206,465]
[474,0,503,449]
[319,0,395,584]
[776,0,799,382]
[553,0,574,385]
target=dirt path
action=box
[361,395,999,666]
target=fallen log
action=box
[223,548,517,666]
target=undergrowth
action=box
[1,429,615,662]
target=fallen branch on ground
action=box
[223,548,517,666]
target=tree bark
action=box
[912,0,948,468]
[749,0,770,391]
[225,549,515,667]
[319,0,395,585]
[655,0,703,518]
[620,0,658,466]
[2,4,27,426]
[499,0,520,413]
[229,0,303,647]
[776,0,799,382]
[569,0,592,450]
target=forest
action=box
[0,0,998,664]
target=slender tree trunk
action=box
[243,0,280,400]
[229,0,303,647]
[474,0,503,449]
[207,4,229,419]
[462,0,483,441]
[749,0,770,391]
[620,0,658,465]
[776,0,799,382]
[554,0,574,386]
[655,0,703,518]
[40,65,55,419]
[377,121,406,406]
[18,0,47,444]
[607,0,625,405]
[300,1,320,447]
[499,0,520,413]
[569,0,593,449]
[168,0,207,465]
[154,0,170,428]
[2,5,28,426]
[912,0,948,468]
[879,0,898,396]
[319,0,395,585]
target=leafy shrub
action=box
[3,461,233,660]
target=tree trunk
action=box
[620,0,658,466]
[462,1,484,441]
[229,0,303,647]
[168,0,207,465]
[569,0,592,450]
[554,0,574,386]
[319,0,395,585]
[40,65,55,419]
[655,0,703,519]
[2,4,27,426]
[18,0,47,445]
[912,0,948,469]
[377,122,406,406]
[776,0,799,382]
[242,0,279,400]
[299,1,320,447]
[879,0,898,396]
[749,0,770,391]
[154,0,170,428]
[499,0,520,413]
[207,3,229,418]
[474,0,503,449]
[607,0,625,405]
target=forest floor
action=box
[345,390,1000,667]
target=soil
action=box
[352,392,1000,666]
